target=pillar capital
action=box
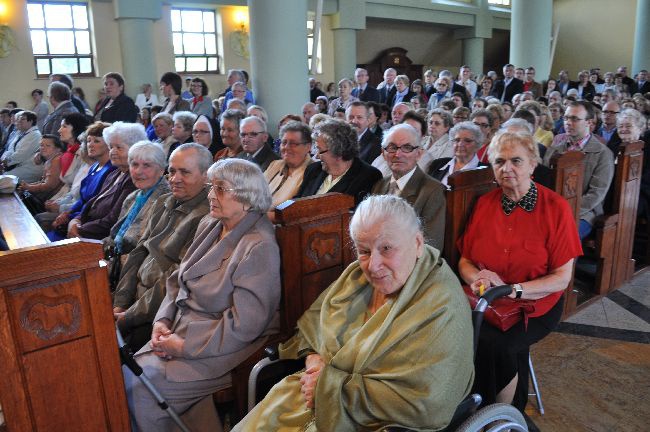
[114,0,162,21]
[331,0,365,30]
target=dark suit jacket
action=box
[636,81,650,94]
[371,166,446,250]
[358,129,382,164]
[428,158,489,182]
[490,78,524,102]
[380,86,397,106]
[296,157,382,206]
[352,85,381,103]
[96,93,139,123]
[310,87,326,103]
[237,143,280,172]
[568,82,596,101]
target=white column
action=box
[632,0,650,74]
[248,0,309,128]
[333,28,357,82]
[510,0,552,79]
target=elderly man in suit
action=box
[236,116,279,172]
[352,68,381,103]
[379,68,398,106]
[371,123,446,250]
[491,64,524,103]
[543,101,614,239]
[346,101,381,164]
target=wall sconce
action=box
[0,0,16,58]
[230,9,249,59]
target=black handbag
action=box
[19,190,45,215]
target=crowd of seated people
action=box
[2,60,649,431]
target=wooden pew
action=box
[216,193,355,421]
[442,167,496,272]
[546,151,586,317]
[0,192,49,249]
[0,239,130,431]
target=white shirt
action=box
[436,154,480,187]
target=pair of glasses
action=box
[315,148,329,155]
[280,140,308,147]
[452,138,475,144]
[383,144,419,154]
[240,132,263,138]
[206,183,237,195]
[473,122,490,129]
[602,110,620,115]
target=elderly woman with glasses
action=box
[61,122,147,240]
[233,195,474,431]
[102,141,169,269]
[124,158,281,432]
[458,131,582,412]
[191,114,224,156]
[296,119,382,206]
[264,121,313,210]
[428,121,487,187]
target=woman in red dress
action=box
[458,131,582,412]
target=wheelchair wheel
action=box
[454,403,528,432]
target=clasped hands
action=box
[149,319,185,361]
[300,353,325,409]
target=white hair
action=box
[128,141,167,169]
[350,195,422,246]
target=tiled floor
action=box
[525,270,650,432]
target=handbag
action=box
[462,285,537,331]
[19,190,45,215]
[106,246,122,292]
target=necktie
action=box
[388,181,400,196]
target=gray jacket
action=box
[543,134,614,224]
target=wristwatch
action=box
[512,283,523,299]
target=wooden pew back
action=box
[0,239,129,432]
[443,167,496,272]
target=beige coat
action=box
[148,211,281,382]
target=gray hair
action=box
[48,81,71,103]
[152,112,173,126]
[338,78,354,88]
[173,111,197,132]
[395,74,410,86]
[617,108,645,131]
[103,122,147,147]
[227,98,247,112]
[227,69,245,82]
[314,119,358,160]
[128,141,167,170]
[488,131,540,165]
[381,124,420,149]
[428,108,453,128]
[501,118,534,134]
[280,121,311,144]
[449,121,484,145]
[221,109,247,128]
[240,115,267,133]
[350,195,422,246]
[309,113,330,129]
[247,105,268,122]
[207,158,272,213]
[170,143,213,174]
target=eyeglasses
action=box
[473,122,490,129]
[602,110,620,115]
[452,137,475,144]
[564,116,586,122]
[280,140,308,147]
[206,183,237,195]
[383,144,420,154]
[240,131,263,138]
[192,130,210,135]
[315,147,329,155]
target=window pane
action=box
[307,39,313,56]
[48,31,76,54]
[44,4,73,29]
[27,4,45,28]
[203,12,215,33]
[75,31,90,54]
[51,57,79,74]
[30,30,48,55]
[72,5,88,29]
[204,35,216,55]
[172,33,183,55]
[181,11,203,32]
[36,58,51,75]
[175,57,186,72]
[186,57,206,72]
[79,57,92,73]
[183,33,205,55]
[207,57,217,71]
[171,10,182,31]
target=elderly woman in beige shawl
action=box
[234,195,475,431]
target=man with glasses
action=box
[543,101,614,239]
[236,116,278,171]
[597,101,621,148]
[113,143,211,351]
[371,124,446,250]
[296,119,381,206]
